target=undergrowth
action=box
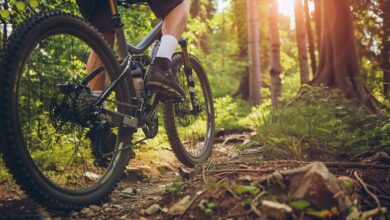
[252,86,390,159]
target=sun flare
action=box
[277,0,295,17]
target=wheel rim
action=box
[16,30,124,191]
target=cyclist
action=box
[76,0,188,99]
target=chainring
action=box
[142,111,159,138]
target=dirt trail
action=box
[0,131,389,219]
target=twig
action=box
[202,165,208,184]
[225,187,241,200]
[208,167,276,173]
[251,204,262,217]
[252,191,267,203]
[179,177,228,218]
[179,189,209,218]
[354,171,381,209]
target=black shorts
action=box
[76,0,183,32]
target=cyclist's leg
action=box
[146,0,189,97]
[87,32,115,92]
[161,0,189,39]
[76,0,114,92]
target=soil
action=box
[0,131,389,220]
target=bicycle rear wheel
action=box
[0,12,134,210]
[164,53,215,167]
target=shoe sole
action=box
[146,81,183,97]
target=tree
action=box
[268,0,282,108]
[304,0,317,75]
[294,0,310,84]
[381,0,390,96]
[313,0,321,52]
[246,0,262,105]
[311,0,380,114]
[189,0,215,53]
[232,0,250,100]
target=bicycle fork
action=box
[179,39,201,113]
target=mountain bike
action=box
[0,0,215,210]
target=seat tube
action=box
[109,0,128,60]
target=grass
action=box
[251,86,390,160]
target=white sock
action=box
[156,35,178,60]
[91,90,103,97]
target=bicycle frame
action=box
[90,0,196,129]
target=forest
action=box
[0,0,389,219]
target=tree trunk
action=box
[304,0,317,76]
[382,0,390,96]
[246,0,262,105]
[311,0,380,114]
[313,0,321,53]
[268,0,282,109]
[294,0,310,84]
[233,0,249,100]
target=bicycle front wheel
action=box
[164,53,215,167]
[0,12,134,210]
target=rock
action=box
[241,148,260,155]
[113,204,124,209]
[122,187,135,195]
[80,207,93,216]
[178,167,196,180]
[284,162,352,211]
[144,204,161,216]
[89,205,100,212]
[139,217,149,220]
[83,172,100,181]
[259,200,292,220]
[238,175,252,182]
[126,167,149,181]
[158,162,175,172]
[103,207,112,213]
[161,207,169,213]
[169,195,191,216]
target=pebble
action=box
[89,205,100,212]
[113,204,123,209]
[83,171,100,181]
[80,207,93,216]
[122,187,135,195]
[103,207,112,213]
[144,204,161,216]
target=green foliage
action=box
[289,199,311,210]
[167,181,186,195]
[234,184,260,196]
[253,86,390,158]
[198,199,217,215]
[214,96,252,131]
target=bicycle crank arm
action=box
[99,109,139,128]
